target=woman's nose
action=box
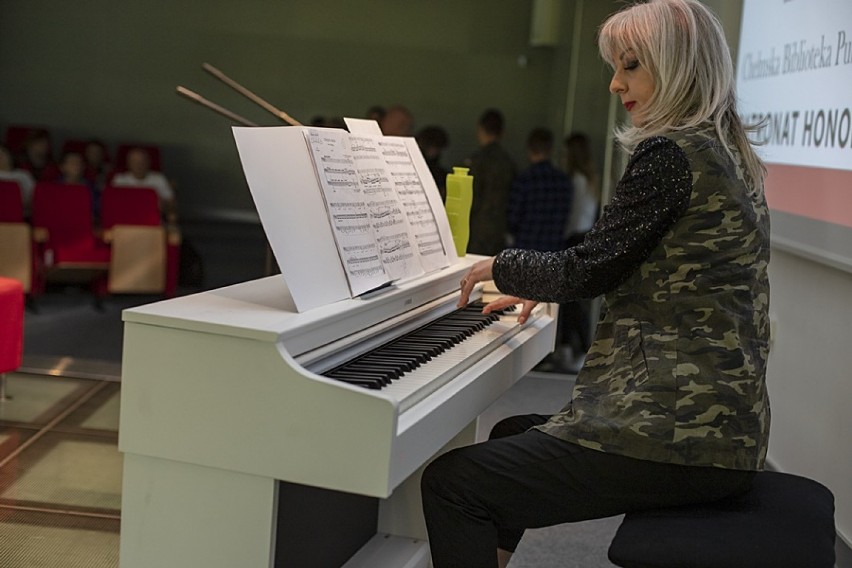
[609,72,625,94]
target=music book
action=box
[232,121,457,312]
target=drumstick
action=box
[176,86,259,127]
[202,63,303,126]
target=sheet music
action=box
[236,124,453,308]
[350,135,425,282]
[378,137,449,274]
[304,128,389,296]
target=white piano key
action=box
[384,317,521,412]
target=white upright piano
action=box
[118,258,557,568]
[119,124,557,567]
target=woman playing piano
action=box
[421,1,770,566]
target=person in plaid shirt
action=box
[507,128,573,252]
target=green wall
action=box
[0,1,744,219]
[1,0,619,218]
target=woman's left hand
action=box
[457,257,495,308]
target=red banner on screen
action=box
[764,164,852,229]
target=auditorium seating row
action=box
[4,124,164,189]
[62,140,162,173]
[5,124,162,169]
[0,179,179,299]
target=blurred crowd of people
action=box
[0,127,176,224]
[459,109,600,373]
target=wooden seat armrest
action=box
[33,227,49,242]
[166,226,182,246]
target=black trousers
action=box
[421,414,755,568]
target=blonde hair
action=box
[598,0,765,186]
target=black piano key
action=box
[451,312,498,324]
[426,325,475,338]
[344,363,397,381]
[394,335,448,346]
[392,345,442,359]
[326,370,388,386]
[418,329,464,342]
[377,346,432,363]
[329,365,392,380]
[395,337,447,351]
[405,333,456,347]
[418,329,466,344]
[358,355,417,372]
[325,372,385,389]
[342,363,400,381]
[438,320,486,331]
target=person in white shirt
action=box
[563,133,599,244]
[111,147,176,219]
[0,144,36,216]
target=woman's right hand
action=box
[483,296,539,325]
[458,257,495,308]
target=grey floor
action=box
[6,219,622,567]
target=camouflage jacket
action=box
[494,128,771,470]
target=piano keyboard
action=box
[323,302,520,411]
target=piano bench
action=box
[607,470,836,568]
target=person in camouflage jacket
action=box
[422,1,771,567]
[529,127,771,471]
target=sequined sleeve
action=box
[492,136,692,302]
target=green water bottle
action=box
[445,166,473,257]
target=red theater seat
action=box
[101,185,180,296]
[0,277,24,401]
[0,181,33,292]
[0,180,24,223]
[30,182,110,297]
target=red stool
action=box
[0,277,24,401]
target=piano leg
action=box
[119,422,479,568]
[378,420,478,541]
[340,420,479,568]
[120,452,278,568]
